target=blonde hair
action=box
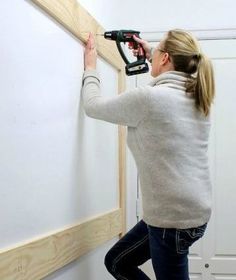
[162,29,215,116]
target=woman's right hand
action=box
[129,35,152,61]
[84,32,97,71]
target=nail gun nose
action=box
[104,31,118,40]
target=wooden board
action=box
[31,0,123,70]
[0,210,122,279]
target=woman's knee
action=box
[104,249,125,276]
[104,249,114,273]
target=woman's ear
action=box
[161,52,171,66]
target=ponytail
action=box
[186,54,215,116]
[164,29,215,117]
[195,54,215,116]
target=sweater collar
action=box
[149,71,189,91]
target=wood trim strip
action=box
[31,0,123,70]
[0,209,122,279]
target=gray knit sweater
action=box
[82,69,212,229]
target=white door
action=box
[136,39,236,279]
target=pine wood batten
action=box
[0,209,122,279]
[31,0,123,70]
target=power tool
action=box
[103,30,149,76]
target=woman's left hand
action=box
[84,32,97,71]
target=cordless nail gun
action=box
[104,30,149,76]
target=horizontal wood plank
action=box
[0,209,122,279]
[31,0,124,70]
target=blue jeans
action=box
[104,219,207,280]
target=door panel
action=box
[203,40,236,277]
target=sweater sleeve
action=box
[81,69,149,127]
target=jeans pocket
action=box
[176,223,207,254]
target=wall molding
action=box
[30,0,123,70]
[0,209,122,279]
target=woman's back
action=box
[127,71,212,229]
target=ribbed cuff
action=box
[83,69,100,83]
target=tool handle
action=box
[137,44,146,60]
[105,30,149,75]
[116,40,129,65]
[128,41,146,61]
[116,39,146,65]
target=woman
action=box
[82,29,215,280]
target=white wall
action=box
[78,0,236,32]
[78,0,140,231]
[0,1,121,280]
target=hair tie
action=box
[193,53,201,60]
